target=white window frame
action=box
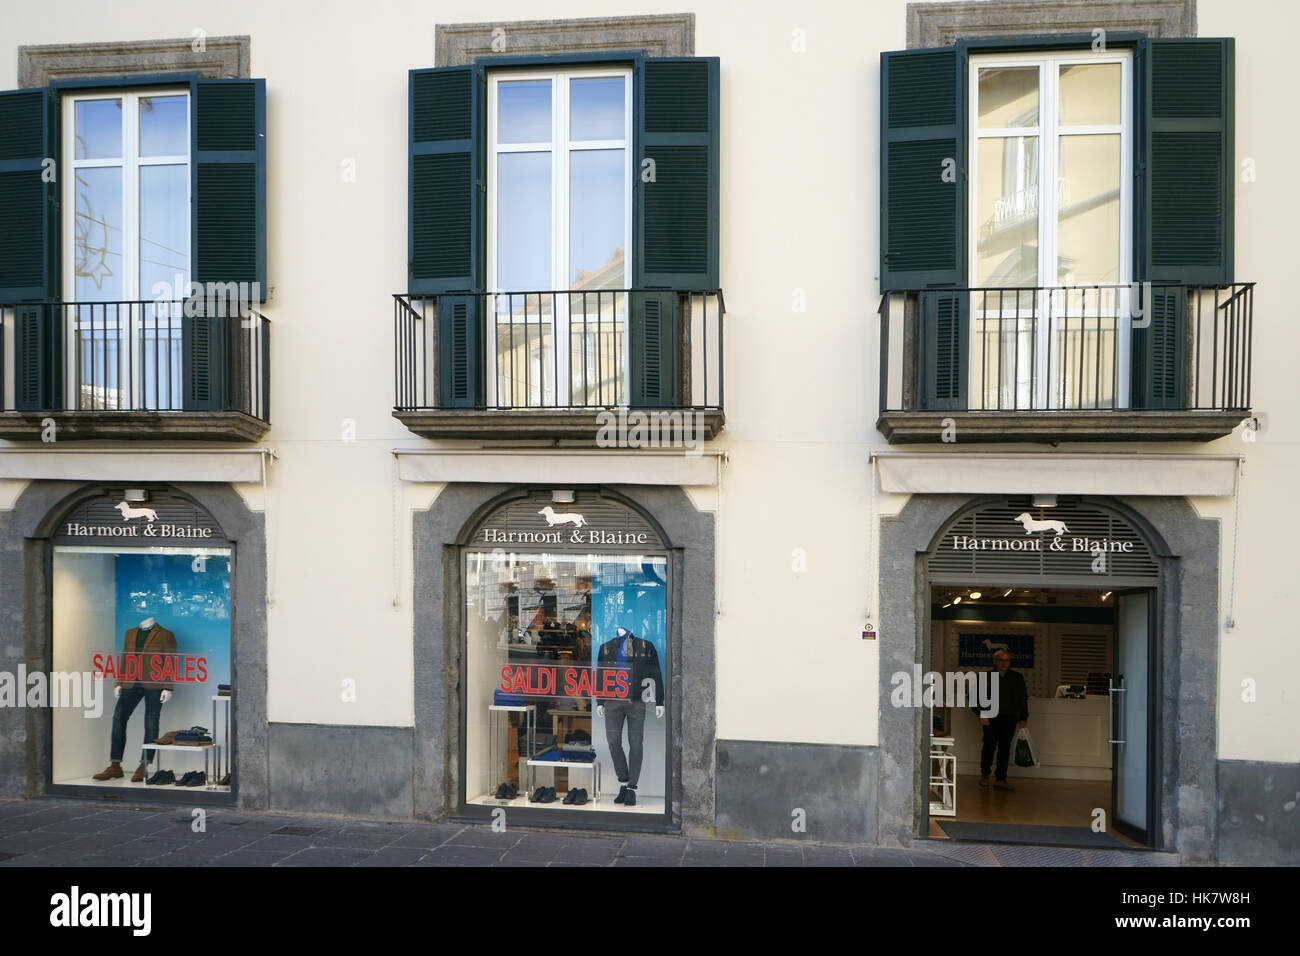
[968,50,1132,410]
[61,87,191,410]
[486,66,633,408]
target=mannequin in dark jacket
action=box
[972,649,1029,791]
[596,627,664,806]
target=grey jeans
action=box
[603,698,647,787]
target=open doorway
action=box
[923,583,1157,849]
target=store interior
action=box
[924,584,1144,847]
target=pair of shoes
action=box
[614,784,628,804]
[993,779,1015,791]
[562,788,589,805]
[146,769,175,785]
[131,763,147,783]
[494,782,518,800]
[529,786,557,803]
[978,774,991,788]
[93,764,123,781]
[177,771,206,787]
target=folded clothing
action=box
[217,684,231,691]
[533,749,596,764]
[494,689,527,706]
[174,732,213,743]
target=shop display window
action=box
[465,547,668,814]
[50,492,234,792]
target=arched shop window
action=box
[463,490,669,816]
[50,489,233,792]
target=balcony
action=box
[393,289,725,443]
[0,300,270,442]
[876,284,1254,443]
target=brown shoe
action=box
[92,764,123,780]
[131,763,147,783]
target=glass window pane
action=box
[978,67,1039,128]
[75,99,123,159]
[569,149,625,288]
[975,136,1039,286]
[570,77,625,141]
[499,80,552,144]
[1057,134,1121,285]
[73,166,124,301]
[496,151,552,291]
[1059,63,1121,126]
[139,164,190,296]
[139,95,188,157]
[465,549,668,813]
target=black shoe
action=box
[146,769,175,786]
[540,787,557,804]
[495,783,508,799]
[563,789,577,805]
[624,788,637,806]
[179,771,206,787]
[529,787,546,803]
[504,783,517,799]
[571,788,588,806]
[614,784,628,804]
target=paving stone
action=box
[445,827,521,849]
[391,825,465,848]
[416,844,507,866]
[612,855,676,867]
[0,831,80,853]
[241,834,322,854]
[850,847,916,867]
[763,846,804,867]
[105,838,192,860]
[275,847,376,867]
[800,846,855,867]
[311,829,401,849]
[681,849,728,867]
[553,841,620,864]
[205,849,293,867]
[354,847,428,867]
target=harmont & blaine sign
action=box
[470,492,664,553]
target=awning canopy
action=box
[873,453,1240,497]
[395,449,722,486]
[0,449,269,484]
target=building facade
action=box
[0,0,1294,864]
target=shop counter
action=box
[951,695,1111,780]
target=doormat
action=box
[937,821,1126,848]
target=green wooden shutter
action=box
[0,87,60,410]
[1130,287,1186,410]
[410,66,484,408]
[187,78,264,412]
[631,57,717,406]
[1137,38,1233,285]
[634,56,719,290]
[880,47,965,291]
[881,47,967,411]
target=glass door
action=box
[1111,589,1155,842]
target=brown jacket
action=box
[117,625,178,691]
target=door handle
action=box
[1108,680,1126,747]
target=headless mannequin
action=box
[596,627,664,805]
[95,616,172,782]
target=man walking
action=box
[976,649,1029,791]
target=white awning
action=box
[873,453,1240,497]
[395,449,722,486]
[0,449,269,483]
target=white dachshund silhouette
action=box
[116,501,158,523]
[982,639,1010,652]
[538,506,587,528]
[1015,512,1070,535]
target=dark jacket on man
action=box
[972,668,1029,723]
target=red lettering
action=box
[573,669,593,696]
[500,666,513,694]
[564,668,578,696]
[509,666,528,694]
[92,653,104,677]
[615,670,629,698]
[196,657,208,683]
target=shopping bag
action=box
[1013,727,1039,767]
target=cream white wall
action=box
[1,0,1296,762]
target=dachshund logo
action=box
[537,506,587,528]
[115,501,159,523]
[1014,512,1070,536]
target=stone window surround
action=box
[435,13,694,66]
[18,35,251,88]
[906,0,1195,48]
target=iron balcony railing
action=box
[877,283,1253,413]
[394,289,724,411]
[0,300,270,420]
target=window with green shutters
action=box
[408,53,719,410]
[0,74,266,413]
[880,35,1235,414]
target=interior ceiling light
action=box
[1003,588,1014,597]
[942,602,953,609]
[1100,591,1112,601]
[953,596,962,604]
[968,591,982,600]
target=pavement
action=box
[0,798,1181,867]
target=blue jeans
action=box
[111,687,163,762]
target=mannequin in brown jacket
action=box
[92,618,177,782]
